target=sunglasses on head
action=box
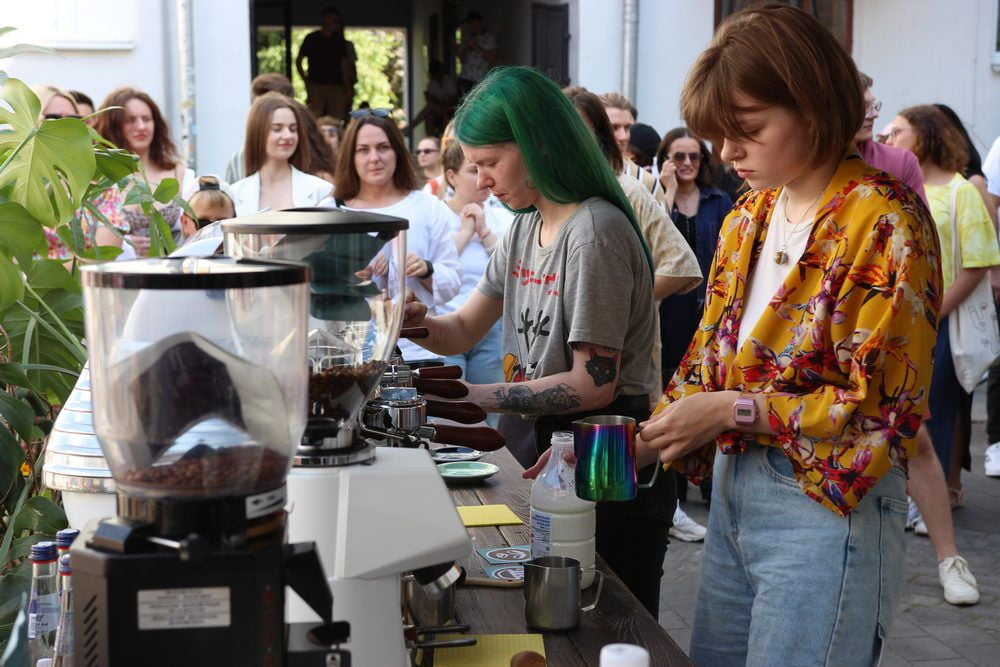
[349,107,392,119]
[44,113,82,120]
[670,151,701,164]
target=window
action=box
[715,0,853,52]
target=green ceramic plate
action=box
[437,461,500,482]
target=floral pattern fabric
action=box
[43,187,128,260]
[655,153,942,516]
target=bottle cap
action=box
[551,431,574,447]
[29,541,57,562]
[56,528,80,549]
[58,553,72,575]
[599,643,650,667]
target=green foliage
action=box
[255,26,405,113]
[0,27,160,652]
[0,79,96,227]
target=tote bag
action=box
[947,181,1000,393]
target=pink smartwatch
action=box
[733,396,757,427]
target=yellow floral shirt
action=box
[655,154,942,516]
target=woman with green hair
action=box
[403,66,675,616]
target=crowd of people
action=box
[31,3,1000,665]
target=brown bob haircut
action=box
[333,115,420,201]
[680,4,865,168]
[243,93,312,176]
[564,86,624,174]
[94,86,178,171]
[897,105,969,174]
[656,128,714,189]
[441,140,468,189]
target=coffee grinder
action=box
[223,210,496,666]
[71,257,350,666]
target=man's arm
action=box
[295,38,309,82]
[459,342,620,415]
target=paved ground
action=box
[659,387,999,665]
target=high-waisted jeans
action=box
[690,445,908,666]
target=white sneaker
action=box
[939,556,980,605]
[904,498,929,536]
[669,503,707,542]
[985,442,1000,477]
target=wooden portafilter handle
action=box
[412,378,469,399]
[425,399,487,424]
[400,327,429,339]
[413,365,463,379]
[430,424,506,451]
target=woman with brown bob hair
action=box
[230,93,333,216]
[95,86,193,254]
[636,5,942,663]
[338,111,461,365]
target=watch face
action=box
[736,407,754,418]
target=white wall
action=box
[634,0,713,138]
[190,0,252,176]
[572,0,625,94]
[854,0,1000,155]
[2,0,252,177]
[3,0,171,125]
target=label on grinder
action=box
[137,587,231,630]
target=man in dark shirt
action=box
[296,6,357,121]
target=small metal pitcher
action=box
[523,556,604,631]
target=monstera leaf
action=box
[0,78,95,226]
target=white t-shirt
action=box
[439,204,513,315]
[342,190,463,361]
[983,135,1000,198]
[738,192,811,350]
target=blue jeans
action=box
[690,446,908,666]
[444,322,503,428]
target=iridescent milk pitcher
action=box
[572,415,659,501]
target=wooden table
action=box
[447,447,692,666]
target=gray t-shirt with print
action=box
[477,197,657,402]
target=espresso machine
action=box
[70,257,351,666]
[223,209,505,666]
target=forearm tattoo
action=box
[492,383,582,416]
[585,348,619,387]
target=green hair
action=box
[454,66,653,279]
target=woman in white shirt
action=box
[335,110,462,364]
[230,93,334,216]
[438,140,512,392]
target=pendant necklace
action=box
[774,187,825,265]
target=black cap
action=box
[629,123,661,161]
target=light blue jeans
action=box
[690,445,908,667]
[444,321,503,428]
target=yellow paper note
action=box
[433,633,545,667]
[457,504,523,527]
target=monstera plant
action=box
[0,28,188,648]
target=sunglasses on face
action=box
[415,148,439,155]
[349,107,392,119]
[321,127,340,137]
[670,152,701,164]
[44,113,82,120]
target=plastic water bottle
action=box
[27,542,59,664]
[529,431,597,587]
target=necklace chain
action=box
[774,186,826,265]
